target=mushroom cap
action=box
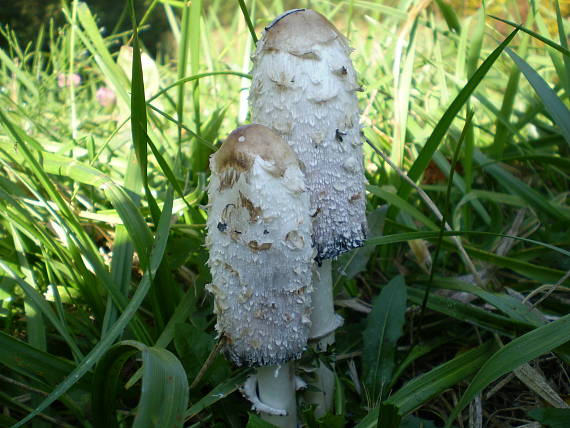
[214,124,299,176]
[206,124,314,367]
[262,9,348,53]
[250,10,367,262]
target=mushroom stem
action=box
[257,362,297,427]
[306,260,343,416]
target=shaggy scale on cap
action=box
[206,125,314,367]
[250,9,367,262]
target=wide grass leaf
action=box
[92,340,188,428]
[133,344,189,428]
[362,275,407,403]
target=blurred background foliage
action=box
[0,0,169,53]
[3,0,570,53]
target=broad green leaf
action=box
[362,276,407,403]
[93,341,189,428]
[133,344,189,428]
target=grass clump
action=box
[0,1,569,427]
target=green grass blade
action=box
[446,313,570,426]
[9,226,47,355]
[104,185,153,269]
[490,37,526,158]
[466,7,485,76]
[92,339,189,428]
[92,344,139,428]
[129,0,161,224]
[393,28,519,213]
[0,262,83,360]
[237,0,258,44]
[407,287,532,337]
[10,188,174,428]
[367,186,438,230]
[506,47,570,147]
[133,344,189,428]
[185,370,249,420]
[103,152,141,335]
[387,340,497,414]
[357,342,498,427]
[489,15,570,58]
[0,330,91,389]
[147,71,251,103]
[433,0,461,34]
[189,0,202,135]
[74,3,130,102]
[392,24,416,169]
[176,2,191,164]
[474,149,569,220]
[0,49,39,97]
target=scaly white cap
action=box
[250,9,367,262]
[206,124,314,366]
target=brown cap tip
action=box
[261,9,347,53]
[214,124,299,176]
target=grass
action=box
[0,0,569,427]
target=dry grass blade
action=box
[365,137,483,286]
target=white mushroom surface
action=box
[206,124,313,367]
[250,9,367,262]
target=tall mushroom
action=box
[250,9,367,415]
[206,124,313,426]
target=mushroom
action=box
[250,9,367,415]
[250,8,367,263]
[206,124,313,425]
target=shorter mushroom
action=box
[206,124,313,425]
